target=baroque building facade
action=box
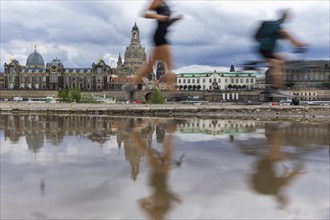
[1,23,148,91]
[2,49,115,91]
[176,66,257,91]
[282,60,330,89]
[116,23,147,77]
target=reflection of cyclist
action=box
[255,10,306,97]
[250,123,302,208]
[123,0,182,103]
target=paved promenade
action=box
[1,102,329,121]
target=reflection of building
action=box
[178,119,259,137]
[156,125,166,143]
[281,123,329,147]
[1,114,120,147]
[121,122,155,181]
[235,122,329,157]
[123,135,144,181]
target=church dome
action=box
[50,58,64,68]
[26,50,45,67]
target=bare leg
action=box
[131,53,157,85]
[154,44,173,72]
[155,45,177,90]
[266,57,285,89]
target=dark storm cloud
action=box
[169,3,268,67]
[0,1,329,72]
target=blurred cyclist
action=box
[254,9,306,97]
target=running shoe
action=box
[266,89,293,98]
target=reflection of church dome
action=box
[26,132,44,153]
[26,50,45,67]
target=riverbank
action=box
[1,102,329,122]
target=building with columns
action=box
[176,65,257,91]
[1,23,148,91]
[282,60,330,89]
[2,52,115,91]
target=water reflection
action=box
[1,113,329,219]
[123,118,182,220]
[250,123,303,208]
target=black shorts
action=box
[153,29,168,46]
[259,49,278,59]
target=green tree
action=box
[147,88,165,104]
[70,88,81,102]
[57,88,81,103]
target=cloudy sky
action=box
[1,0,329,73]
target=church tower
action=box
[131,23,140,45]
[116,53,123,71]
[123,23,147,75]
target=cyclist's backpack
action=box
[254,21,280,42]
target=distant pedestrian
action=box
[123,0,182,103]
[254,9,306,97]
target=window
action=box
[231,79,234,83]
[209,79,212,83]
[192,79,195,83]
[218,79,221,83]
[188,79,190,83]
[51,76,57,81]
[250,79,254,83]
[246,79,249,83]
[97,67,102,74]
[203,79,205,83]
[240,79,243,83]
[236,79,239,83]
[197,79,200,83]
[178,79,181,83]
[225,79,228,83]
[183,79,186,83]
